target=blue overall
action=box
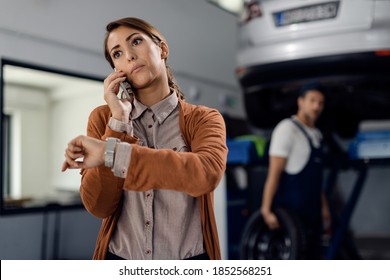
[274,118,324,259]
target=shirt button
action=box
[145,249,151,255]
[148,125,152,128]
[146,193,152,198]
[145,221,151,226]
[173,147,177,151]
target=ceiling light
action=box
[207,0,244,15]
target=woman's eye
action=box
[132,38,142,46]
[112,51,122,59]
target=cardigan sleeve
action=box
[80,104,228,218]
[122,106,228,197]
[79,105,138,218]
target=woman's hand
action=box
[104,70,133,122]
[61,135,105,172]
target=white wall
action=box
[0,0,240,88]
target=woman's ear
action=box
[160,41,169,60]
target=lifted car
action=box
[234,0,390,138]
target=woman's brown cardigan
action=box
[79,99,228,260]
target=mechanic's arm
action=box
[260,156,287,229]
[321,191,331,230]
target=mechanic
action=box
[260,82,331,259]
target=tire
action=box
[240,207,307,260]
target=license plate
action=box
[273,1,340,27]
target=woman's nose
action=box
[125,50,136,61]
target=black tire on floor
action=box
[240,207,307,260]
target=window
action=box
[2,114,11,197]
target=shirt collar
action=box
[131,91,178,124]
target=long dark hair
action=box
[104,17,184,100]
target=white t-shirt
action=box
[269,117,322,174]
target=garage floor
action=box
[355,236,390,260]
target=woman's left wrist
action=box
[105,137,121,168]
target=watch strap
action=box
[105,137,120,168]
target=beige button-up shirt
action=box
[107,93,204,260]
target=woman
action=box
[62,17,228,260]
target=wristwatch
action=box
[105,137,120,168]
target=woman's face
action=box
[106,25,168,90]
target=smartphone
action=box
[114,68,133,100]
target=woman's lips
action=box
[131,65,144,74]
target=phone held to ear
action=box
[114,68,133,100]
